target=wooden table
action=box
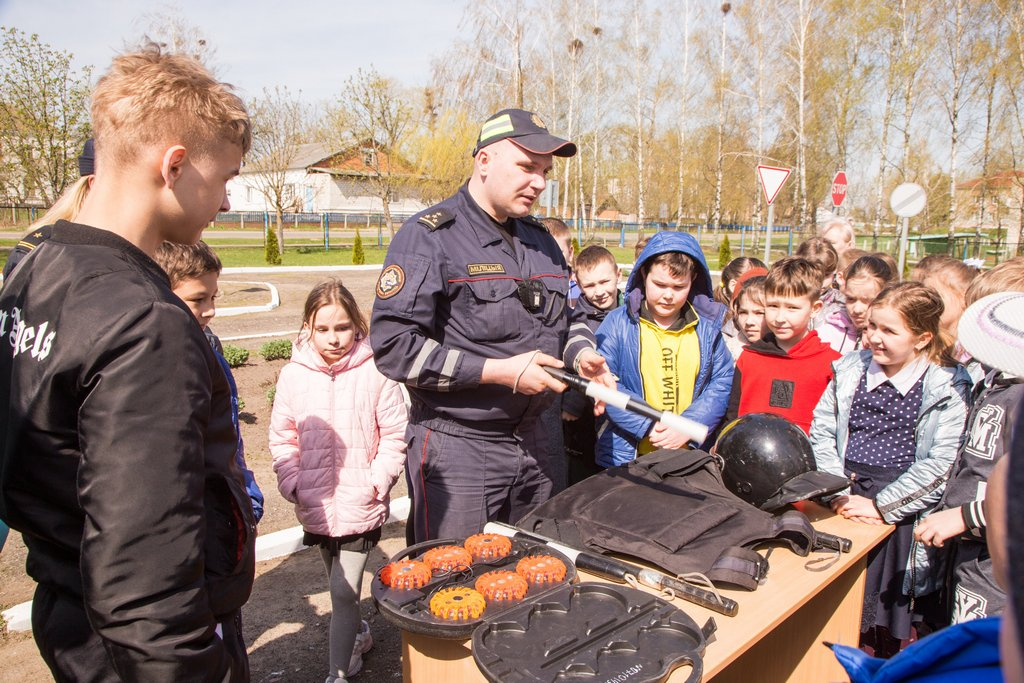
[401,504,893,682]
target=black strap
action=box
[770,510,816,558]
[707,547,769,591]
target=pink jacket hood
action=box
[269,336,408,537]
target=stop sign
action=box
[831,171,848,207]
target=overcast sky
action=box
[0,0,465,103]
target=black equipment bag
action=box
[519,448,817,590]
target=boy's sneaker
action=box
[347,620,373,677]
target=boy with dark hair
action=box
[155,240,264,523]
[562,245,622,482]
[726,256,841,434]
[595,232,734,467]
[0,46,254,681]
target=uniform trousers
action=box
[404,416,554,544]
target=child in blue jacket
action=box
[595,231,733,467]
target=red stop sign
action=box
[831,171,848,207]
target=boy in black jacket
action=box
[563,245,622,484]
[0,46,254,682]
[915,262,1024,626]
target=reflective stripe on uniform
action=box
[438,350,460,392]
[407,338,439,387]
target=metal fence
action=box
[4,204,1019,266]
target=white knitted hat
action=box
[958,292,1024,377]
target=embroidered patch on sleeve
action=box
[769,379,795,408]
[376,264,406,299]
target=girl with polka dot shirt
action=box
[809,282,971,657]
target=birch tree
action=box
[780,0,814,231]
[0,27,91,205]
[712,2,731,233]
[248,86,307,256]
[674,0,695,226]
[938,0,978,239]
[335,67,414,238]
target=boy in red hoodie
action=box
[725,257,841,433]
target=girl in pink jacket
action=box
[270,279,408,682]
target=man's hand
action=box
[482,351,565,395]
[648,422,690,450]
[915,507,967,547]
[575,348,614,416]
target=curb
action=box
[216,280,281,317]
[2,496,411,634]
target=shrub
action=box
[260,339,292,361]
[221,345,249,368]
[571,237,580,258]
[265,227,281,265]
[718,234,733,268]
[352,227,365,265]
[266,386,276,404]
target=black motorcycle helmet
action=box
[713,413,849,511]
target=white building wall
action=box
[227,171,427,216]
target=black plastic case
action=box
[373,538,716,683]
[371,537,579,640]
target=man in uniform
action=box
[371,108,612,544]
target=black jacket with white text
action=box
[0,220,255,681]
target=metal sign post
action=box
[757,165,791,263]
[890,183,927,275]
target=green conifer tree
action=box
[265,227,282,265]
[353,227,365,265]
[718,234,733,269]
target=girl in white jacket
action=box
[270,279,408,682]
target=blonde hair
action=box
[539,217,571,240]
[91,44,251,166]
[838,247,868,274]
[872,282,952,365]
[820,218,855,247]
[911,255,976,294]
[26,176,91,231]
[965,258,1024,306]
[796,236,839,280]
[300,279,368,340]
[765,257,821,302]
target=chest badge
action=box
[467,263,506,275]
[376,264,406,299]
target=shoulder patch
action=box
[376,264,406,299]
[16,226,52,252]
[519,215,545,231]
[417,208,455,231]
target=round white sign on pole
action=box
[890,183,926,218]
